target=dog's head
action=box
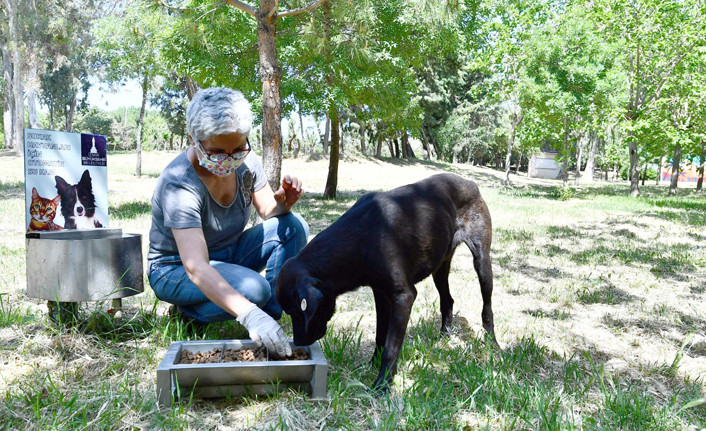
[55,170,97,219]
[277,264,335,346]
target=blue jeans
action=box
[148,212,308,322]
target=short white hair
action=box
[186,87,253,142]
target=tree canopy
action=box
[4,0,706,194]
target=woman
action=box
[147,87,308,357]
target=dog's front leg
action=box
[371,288,416,392]
[371,288,391,366]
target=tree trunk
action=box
[656,155,665,185]
[298,106,305,151]
[258,2,283,191]
[323,117,330,154]
[669,142,681,195]
[562,117,569,187]
[185,76,198,100]
[376,131,382,158]
[504,109,523,185]
[697,141,704,192]
[627,131,640,196]
[421,126,431,160]
[430,132,441,161]
[27,59,40,129]
[583,130,598,181]
[323,107,340,199]
[574,132,586,186]
[66,94,77,132]
[402,132,415,159]
[27,88,39,129]
[2,45,14,149]
[339,118,344,154]
[641,163,647,186]
[8,0,24,154]
[135,74,149,178]
[503,118,517,185]
[357,118,366,155]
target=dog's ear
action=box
[79,170,92,186]
[55,175,69,192]
[296,276,323,333]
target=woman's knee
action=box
[235,275,271,307]
[279,212,309,245]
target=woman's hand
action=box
[273,175,303,208]
[237,304,293,357]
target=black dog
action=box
[276,173,495,391]
[55,169,103,229]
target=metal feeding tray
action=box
[156,339,328,406]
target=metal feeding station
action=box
[25,228,144,317]
[23,128,144,319]
[156,339,328,406]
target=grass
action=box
[0,150,705,430]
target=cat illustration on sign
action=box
[55,169,104,229]
[27,188,63,232]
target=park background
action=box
[1,0,705,429]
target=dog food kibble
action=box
[222,346,268,362]
[178,347,310,364]
[179,348,222,364]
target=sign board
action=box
[23,128,109,232]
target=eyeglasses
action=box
[197,139,251,163]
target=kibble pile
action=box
[179,346,310,364]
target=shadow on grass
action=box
[541,223,699,281]
[523,308,572,321]
[109,201,152,220]
[500,259,572,283]
[397,316,706,429]
[297,191,365,235]
[0,149,20,157]
[0,179,24,200]
[603,308,706,341]
[577,283,638,305]
[647,209,706,227]
[50,303,250,344]
[498,183,567,200]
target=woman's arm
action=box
[172,227,292,356]
[172,227,254,317]
[253,174,303,220]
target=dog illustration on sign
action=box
[55,169,104,229]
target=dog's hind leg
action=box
[466,237,496,344]
[432,253,455,336]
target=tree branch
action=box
[266,0,279,20]
[226,0,257,18]
[278,0,327,19]
[198,0,228,20]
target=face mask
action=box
[194,142,246,177]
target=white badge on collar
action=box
[300,299,307,311]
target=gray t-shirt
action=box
[147,150,268,262]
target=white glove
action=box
[237,304,292,357]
